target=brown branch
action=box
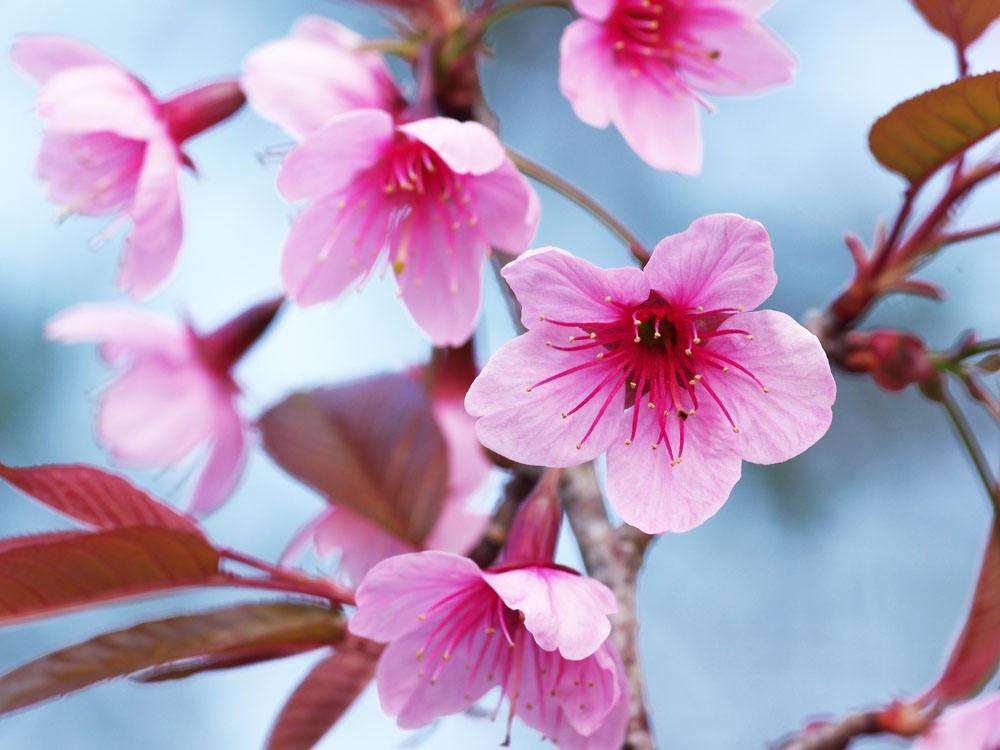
[560,463,656,750]
[773,712,882,750]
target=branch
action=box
[773,711,881,750]
[560,463,656,750]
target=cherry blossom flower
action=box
[466,214,835,534]
[912,692,1000,749]
[12,35,245,298]
[45,297,282,516]
[559,0,796,173]
[242,15,404,141]
[350,473,628,748]
[275,111,539,346]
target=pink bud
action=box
[844,329,936,392]
[194,295,284,377]
[160,79,246,146]
[498,469,563,566]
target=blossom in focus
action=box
[12,35,245,298]
[282,345,491,585]
[559,0,796,173]
[276,111,539,346]
[466,214,836,534]
[912,692,1000,749]
[350,473,628,748]
[242,16,404,140]
[45,297,283,516]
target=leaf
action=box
[869,72,1000,185]
[133,644,322,683]
[259,374,448,546]
[0,602,344,713]
[266,636,382,750]
[0,463,198,533]
[919,520,1000,704]
[910,0,999,48]
[0,526,221,626]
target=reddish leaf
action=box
[259,374,448,546]
[0,602,344,713]
[920,520,1000,704]
[0,463,198,533]
[133,644,323,683]
[267,636,382,750]
[910,0,999,48]
[0,526,220,625]
[869,72,1000,186]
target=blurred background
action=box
[0,1,998,747]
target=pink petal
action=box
[554,644,629,748]
[398,118,505,176]
[36,65,160,140]
[290,15,363,46]
[555,643,623,735]
[913,692,1000,750]
[395,211,485,347]
[605,404,742,533]
[679,7,796,96]
[559,19,617,129]
[118,138,183,300]
[97,359,215,467]
[501,246,650,331]
[465,327,627,466]
[45,303,184,364]
[423,494,490,556]
[482,566,617,660]
[643,213,776,313]
[280,188,391,306]
[186,402,247,517]
[610,63,703,174]
[277,109,394,201]
[432,395,491,500]
[314,506,415,585]
[279,508,330,568]
[468,160,539,254]
[36,132,145,216]
[349,551,485,642]
[700,310,835,464]
[11,35,116,85]
[571,0,616,21]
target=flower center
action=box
[530,293,768,462]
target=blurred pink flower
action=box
[242,15,404,141]
[559,0,796,173]
[12,35,245,298]
[277,111,538,345]
[45,297,282,516]
[913,692,1000,749]
[350,476,627,747]
[466,214,835,533]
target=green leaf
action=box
[869,72,1000,185]
[910,0,999,48]
[0,602,345,714]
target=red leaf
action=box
[259,374,448,546]
[0,602,344,713]
[133,643,323,683]
[910,0,999,49]
[920,520,1000,704]
[0,463,198,533]
[267,636,382,750]
[0,526,221,626]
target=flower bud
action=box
[843,329,936,391]
[161,79,246,146]
[194,295,284,376]
[498,469,563,566]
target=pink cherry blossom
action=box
[12,35,245,298]
[559,0,796,173]
[45,297,282,516]
[276,110,539,345]
[350,551,626,746]
[466,214,835,534]
[912,692,1000,750]
[242,15,403,140]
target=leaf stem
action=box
[939,380,1000,515]
[507,147,651,264]
[935,220,1000,248]
[219,549,355,606]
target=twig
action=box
[773,711,881,750]
[938,379,1000,514]
[935,220,1000,248]
[560,463,656,750]
[219,548,356,606]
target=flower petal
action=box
[398,118,505,176]
[610,63,702,174]
[11,35,116,85]
[314,506,415,585]
[554,644,629,748]
[572,0,616,21]
[468,160,539,254]
[118,138,183,300]
[350,551,485,642]
[501,246,650,331]
[605,404,742,533]
[559,19,617,129]
[465,327,627,466]
[45,303,184,364]
[700,310,835,464]
[643,213,776,313]
[186,402,247,517]
[423,492,490,557]
[276,109,393,201]
[912,692,1000,750]
[482,566,617,660]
